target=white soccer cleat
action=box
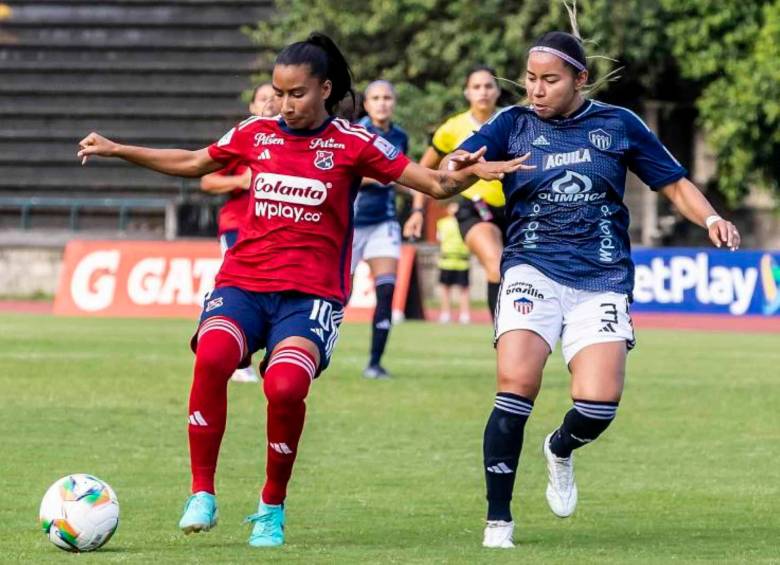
[543,432,578,518]
[231,366,260,383]
[482,520,515,548]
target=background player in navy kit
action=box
[449,31,742,549]
[199,83,281,383]
[351,80,408,379]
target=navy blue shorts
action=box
[190,286,344,377]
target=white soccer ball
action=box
[39,474,119,552]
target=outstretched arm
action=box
[201,169,252,194]
[403,147,444,238]
[397,147,533,200]
[78,132,223,178]
[659,177,741,250]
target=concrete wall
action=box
[0,246,63,296]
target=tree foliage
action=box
[245,1,678,156]
[246,0,779,202]
[663,0,780,202]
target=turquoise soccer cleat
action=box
[245,501,285,547]
[178,491,218,534]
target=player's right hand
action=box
[77,132,118,165]
[446,147,486,171]
[472,152,535,181]
[403,212,423,240]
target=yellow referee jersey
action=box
[431,110,505,207]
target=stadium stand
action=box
[0,0,272,239]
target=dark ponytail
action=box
[275,32,355,115]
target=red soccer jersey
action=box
[215,162,250,235]
[207,116,410,304]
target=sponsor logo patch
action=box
[543,148,591,170]
[217,127,235,147]
[532,134,550,146]
[538,170,606,203]
[505,281,545,300]
[255,201,322,223]
[372,135,399,160]
[254,132,284,146]
[310,137,345,150]
[205,296,223,312]
[253,173,330,206]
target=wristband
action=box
[705,215,722,229]
[411,207,425,214]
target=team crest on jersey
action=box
[514,297,534,315]
[314,150,335,170]
[588,129,612,150]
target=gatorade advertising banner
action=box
[54,240,418,318]
[54,241,222,317]
[632,248,780,316]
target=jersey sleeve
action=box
[355,134,411,185]
[207,118,253,163]
[622,110,687,190]
[456,108,514,161]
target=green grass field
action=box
[1,313,778,563]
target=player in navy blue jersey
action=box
[448,31,741,548]
[351,80,409,379]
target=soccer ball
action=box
[39,474,119,552]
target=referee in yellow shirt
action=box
[405,65,506,319]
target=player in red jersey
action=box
[200,83,281,383]
[78,32,532,547]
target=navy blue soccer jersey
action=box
[354,117,409,226]
[458,100,687,296]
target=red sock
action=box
[188,317,245,494]
[261,346,316,505]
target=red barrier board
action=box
[54,240,422,319]
[54,240,222,317]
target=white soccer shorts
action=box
[350,220,401,273]
[495,264,636,365]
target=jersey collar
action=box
[277,116,335,137]
[542,100,593,123]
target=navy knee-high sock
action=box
[549,399,619,458]
[483,392,534,521]
[369,274,395,366]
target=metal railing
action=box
[0,196,178,240]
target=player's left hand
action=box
[709,218,741,251]
[471,152,535,181]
